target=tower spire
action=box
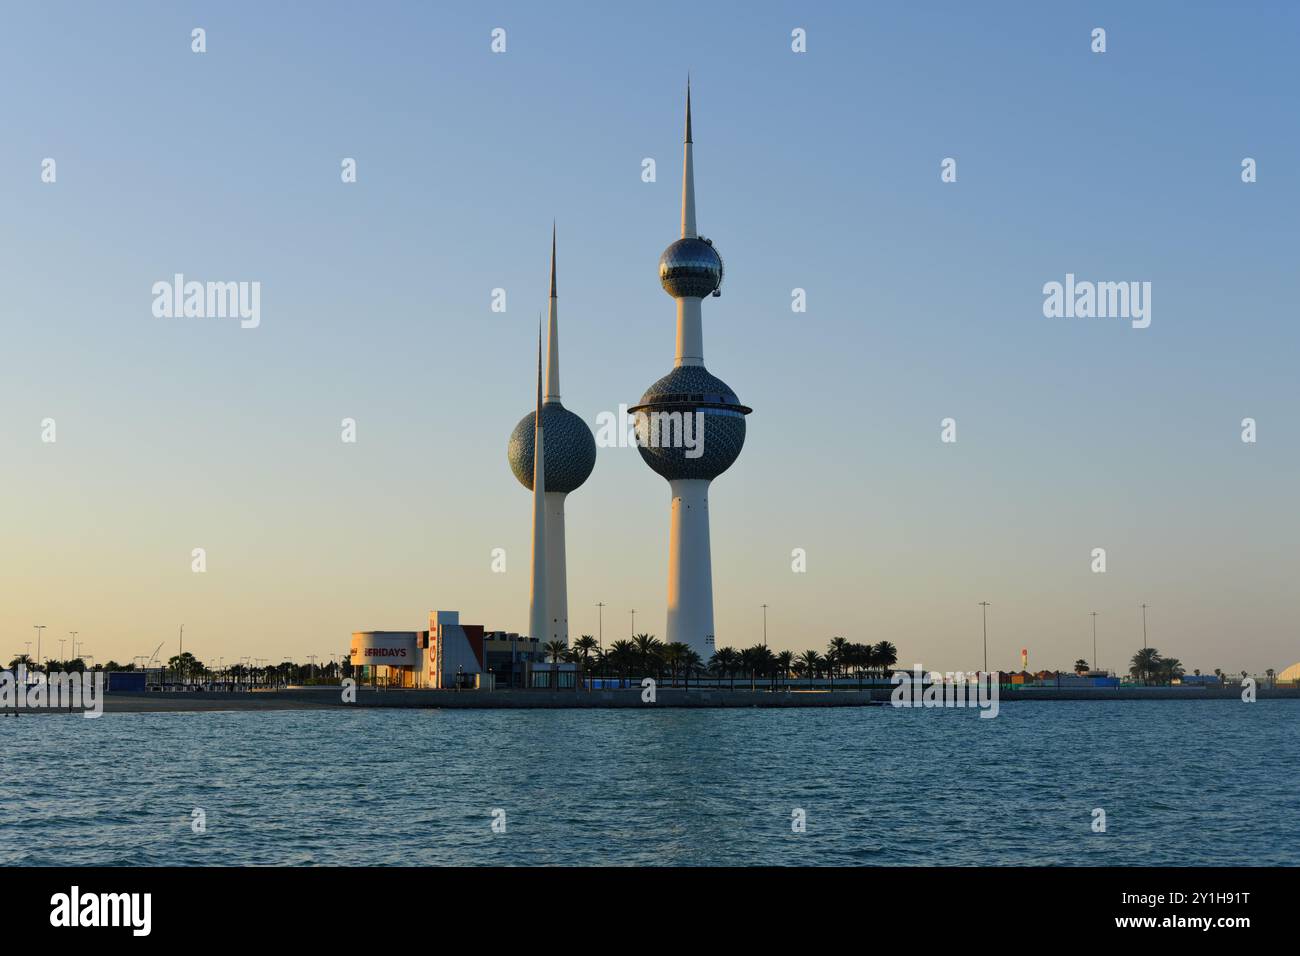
[685,73,693,143]
[529,315,548,645]
[545,223,561,403]
[680,76,696,239]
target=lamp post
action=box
[978,602,991,674]
[761,604,768,648]
[630,609,636,638]
[597,602,605,652]
[1140,603,1149,651]
[34,626,45,667]
[1090,611,1098,672]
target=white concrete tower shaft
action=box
[667,479,713,654]
[528,320,548,646]
[544,226,568,644]
[667,80,712,657]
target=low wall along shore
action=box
[5,682,1297,714]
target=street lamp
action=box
[630,608,636,637]
[978,602,991,674]
[34,626,45,667]
[596,602,605,651]
[1140,603,1150,651]
[761,604,769,648]
[1090,611,1098,672]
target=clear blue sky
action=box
[2,1,1297,674]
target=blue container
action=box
[106,671,146,692]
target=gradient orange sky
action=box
[3,3,1296,674]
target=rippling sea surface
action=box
[2,700,1296,866]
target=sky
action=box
[2,1,1297,675]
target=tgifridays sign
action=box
[350,633,416,664]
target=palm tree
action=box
[775,650,794,691]
[873,641,898,678]
[663,642,690,687]
[1129,647,1162,684]
[572,635,598,688]
[633,633,662,679]
[797,649,822,689]
[709,647,739,689]
[607,639,637,683]
[823,647,839,690]
[842,643,870,689]
[827,637,850,676]
[740,645,762,690]
[544,640,567,665]
[682,649,703,689]
[753,644,775,690]
[1158,657,1185,685]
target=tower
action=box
[508,228,597,645]
[630,81,751,659]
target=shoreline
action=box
[3,684,1297,715]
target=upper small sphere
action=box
[659,237,723,299]
[507,402,597,494]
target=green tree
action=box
[741,644,774,690]
[572,635,598,687]
[633,633,662,678]
[797,649,822,689]
[709,647,739,689]
[1074,659,1090,674]
[606,640,637,681]
[873,641,898,678]
[1129,647,1162,683]
[774,650,795,691]
[827,637,849,677]
[682,648,703,689]
[167,651,204,682]
[1157,657,1185,685]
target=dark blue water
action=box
[2,700,1296,865]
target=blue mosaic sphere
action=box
[659,237,723,299]
[630,365,750,481]
[508,402,597,494]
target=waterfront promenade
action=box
[6,681,1297,714]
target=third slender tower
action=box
[508,228,596,645]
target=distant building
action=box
[482,631,549,689]
[350,613,561,689]
[350,611,485,688]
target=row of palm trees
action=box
[1128,647,1186,685]
[542,635,898,690]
